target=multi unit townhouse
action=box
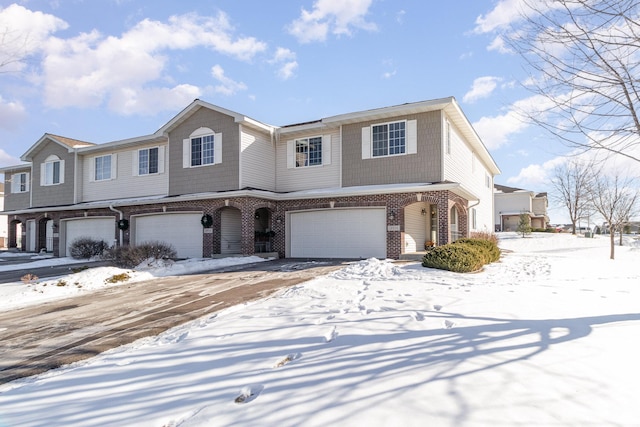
[494,184,550,231]
[1,97,500,260]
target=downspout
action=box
[109,205,124,248]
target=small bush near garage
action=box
[422,244,484,273]
[469,231,499,245]
[104,241,177,268]
[454,238,501,263]
[69,237,109,259]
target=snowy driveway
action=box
[0,259,346,384]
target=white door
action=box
[26,220,36,252]
[135,213,202,258]
[404,203,428,253]
[64,218,115,257]
[220,208,241,254]
[289,208,386,258]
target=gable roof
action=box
[494,184,526,193]
[21,133,95,162]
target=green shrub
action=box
[422,244,484,273]
[105,273,130,283]
[454,238,501,263]
[104,241,177,268]
[69,237,109,259]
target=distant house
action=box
[494,184,549,231]
[0,183,6,248]
[1,97,500,259]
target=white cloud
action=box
[211,65,247,96]
[382,70,396,79]
[506,157,563,188]
[38,11,265,114]
[0,148,22,168]
[0,96,27,130]
[463,76,502,103]
[473,94,551,150]
[288,0,377,43]
[487,35,512,53]
[0,4,68,72]
[270,47,298,80]
[474,0,526,34]
[108,84,202,116]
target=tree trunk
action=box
[609,230,615,260]
[619,229,623,246]
[571,221,576,235]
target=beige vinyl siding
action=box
[342,111,441,187]
[276,128,341,192]
[443,116,495,231]
[404,203,429,253]
[30,140,75,208]
[81,144,168,202]
[239,125,275,191]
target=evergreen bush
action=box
[454,238,501,263]
[422,244,484,273]
[104,241,177,268]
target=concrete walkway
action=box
[0,259,347,384]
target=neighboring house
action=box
[494,184,549,231]
[0,183,6,248]
[0,97,500,259]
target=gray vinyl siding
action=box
[81,143,168,202]
[240,125,275,191]
[31,140,75,208]
[276,127,341,192]
[168,107,240,196]
[4,169,31,211]
[342,111,442,187]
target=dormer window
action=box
[41,155,64,186]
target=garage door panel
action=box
[290,209,386,259]
[135,214,202,258]
[64,218,115,257]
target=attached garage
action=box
[288,208,387,259]
[63,217,115,257]
[134,213,203,258]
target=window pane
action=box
[388,122,405,155]
[53,161,60,184]
[191,137,202,166]
[295,139,309,167]
[95,156,110,180]
[372,124,388,157]
[308,137,322,165]
[202,135,214,165]
[139,149,149,175]
[149,147,159,174]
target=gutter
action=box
[109,205,124,247]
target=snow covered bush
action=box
[422,244,484,273]
[104,241,177,268]
[69,237,109,259]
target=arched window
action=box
[41,155,64,186]
[183,127,222,168]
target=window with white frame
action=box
[295,136,322,167]
[446,121,451,154]
[41,155,64,186]
[183,128,222,168]
[11,172,29,193]
[485,173,491,188]
[372,121,406,157]
[94,155,112,181]
[138,147,159,175]
[361,120,416,159]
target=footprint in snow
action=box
[443,320,455,329]
[433,304,443,311]
[325,326,338,343]
[234,384,264,404]
[274,353,301,368]
[412,311,425,321]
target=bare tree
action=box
[507,0,640,162]
[550,158,596,234]
[590,172,639,259]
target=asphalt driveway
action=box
[0,259,348,385]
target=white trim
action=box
[361,126,371,159]
[322,134,331,165]
[407,119,417,154]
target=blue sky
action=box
[0,0,582,221]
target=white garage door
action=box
[289,208,386,258]
[64,218,115,257]
[135,213,202,258]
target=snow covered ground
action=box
[1,233,639,427]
